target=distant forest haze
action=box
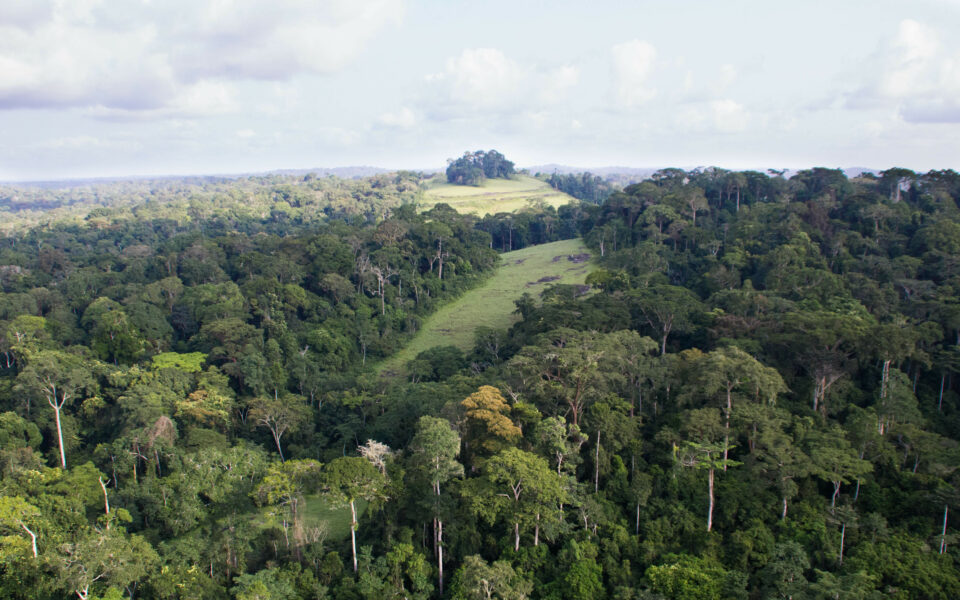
[1,159,960,598]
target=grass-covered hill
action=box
[420,174,577,215]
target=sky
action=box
[1,0,960,181]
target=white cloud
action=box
[673,99,749,134]
[423,48,579,118]
[718,64,738,90]
[441,48,527,111]
[611,39,657,107]
[0,0,404,113]
[540,65,581,104]
[377,107,417,129]
[710,99,749,133]
[30,134,140,153]
[85,81,239,121]
[847,19,960,123]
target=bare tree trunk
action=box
[941,504,949,555]
[839,522,846,566]
[50,397,67,468]
[534,513,540,546]
[636,502,641,535]
[594,430,601,493]
[20,523,37,558]
[880,359,891,399]
[438,519,445,594]
[782,496,788,520]
[514,521,520,552]
[272,430,285,463]
[723,389,731,470]
[707,468,715,532]
[940,373,946,413]
[350,499,358,573]
[99,476,111,527]
[813,376,821,413]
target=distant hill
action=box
[528,164,883,186]
[528,164,660,182]
[269,166,393,179]
[4,166,394,187]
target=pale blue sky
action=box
[1,0,959,180]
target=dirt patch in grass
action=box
[532,275,560,284]
[552,252,592,263]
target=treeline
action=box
[0,171,427,235]
[541,171,616,204]
[445,150,515,186]
[475,204,580,252]
[3,165,960,599]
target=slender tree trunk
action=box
[52,401,66,468]
[438,519,445,594]
[20,523,37,558]
[941,505,949,555]
[99,476,111,527]
[940,373,946,413]
[707,467,715,532]
[272,430,285,463]
[594,430,601,493]
[880,359,891,399]
[636,502,641,535]
[854,478,861,501]
[782,496,788,520]
[350,499,358,573]
[832,481,841,508]
[514,521,520,552]
[534,513,540,546]
[723,389,731,471]
[839,521,846,565]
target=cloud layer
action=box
[0,0,404,113]
[848,19,960,123]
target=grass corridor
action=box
[377,238,592,375]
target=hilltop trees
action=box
[446,150,515,185]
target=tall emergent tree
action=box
[464,447,567,551]
[409,416,464,593]
[16,350,97,469]
[323,456,387,573]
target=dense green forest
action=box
[540,171,616,205]
[3,165,960,599]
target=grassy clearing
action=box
[254,496,367,541]
[299,496,367,540]
[377,238,592,375]
[419,175,576,216]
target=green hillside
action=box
[377,237,592,375]
[419,174,577,215]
